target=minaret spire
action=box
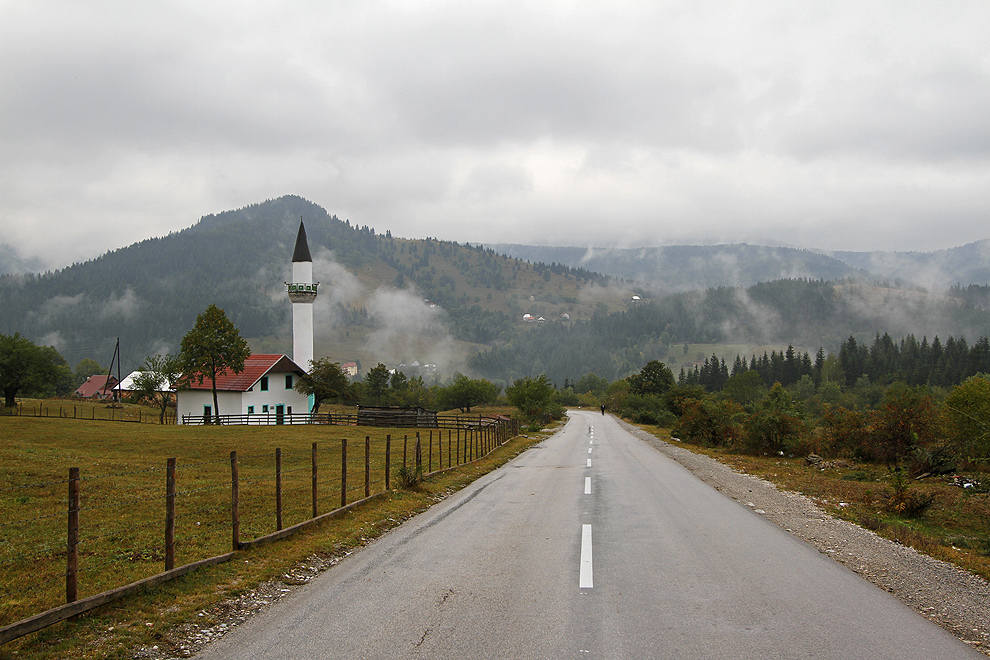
[292,218,312,263]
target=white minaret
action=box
[287,220,317,371]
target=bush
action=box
[885,469,934,518]
[621,393,675,427]
[672,396,743,447]
[394,464,424,489]
[740,383,806,455]
[628,408,676,427]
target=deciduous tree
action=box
[627,360,675,396]
[506,374,557,421]
[179,304,250,424]
[436,374,499,413]
[133,354,182,423]
[295,357,352,414]
[0,333,64,408]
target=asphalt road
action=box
[196,410,983,659]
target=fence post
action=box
[448,429,452,468]
[276,448,283,531]
[230,451,239,551]
[66,467,80,603]
[311,442,318,518]
[415,432,422,472]
[365,436,371,498]
[403,435,408,470]
[385,434,391,490]
[428,430,433,473]
[165,458,176,570]
[341,438,348,508]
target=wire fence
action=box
[6,400,177,424]
[0,418,519,643]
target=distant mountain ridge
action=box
[828,240,990,291]
[487,241,990,292]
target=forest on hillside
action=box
[4,195,990,386]
[471,279,990,384]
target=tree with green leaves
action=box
[73,358,105,388]
[179,304,251,424]
[628,360,675,396]
[437,373,500,413]
[133,354,183,424]
[364,363,391,404]
[944,375,990,463]
[506,374,558,421]
[575,372,609,397]
[742,382,806,455]
[295,357,352,414]
[0,333,66,408]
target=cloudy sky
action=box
[2,1,989,270]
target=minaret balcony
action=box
[286,282,318,303]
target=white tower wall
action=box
[291,261,314,370]
[293,303,314,370]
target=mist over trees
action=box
[470,279,990,385]
[3,195,990,389]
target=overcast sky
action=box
[2,1,989,270]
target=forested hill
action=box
[470,279,990,384]
[487,243,870,292]
[488,240,990,292]
[0,195,618,370]
[829,240,990,291]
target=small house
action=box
[74,374,118,400]
[114,370,176,395]
[176,354,309,424]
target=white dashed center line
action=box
[579,524,594,588]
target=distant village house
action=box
[74,374,118,400]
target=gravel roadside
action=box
[619,418,990,655]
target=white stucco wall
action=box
[241,370,310,415]
[176,370,310,423]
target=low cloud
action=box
[363,286,459,376]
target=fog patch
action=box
[363,286,460,376]
[36,331,65,352]
[312,250,366,347]
[102,287,142,320]
[29,293,86,326]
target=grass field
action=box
[0,405,515,643]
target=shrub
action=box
[672,396,743,447]
[394,464,423,489]
[865,387,943,466]
[740,383,806,455]
[885,468,934,518]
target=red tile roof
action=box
[183,354,305,392]
[75,374,118,398]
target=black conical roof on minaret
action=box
[292,219,312,263]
